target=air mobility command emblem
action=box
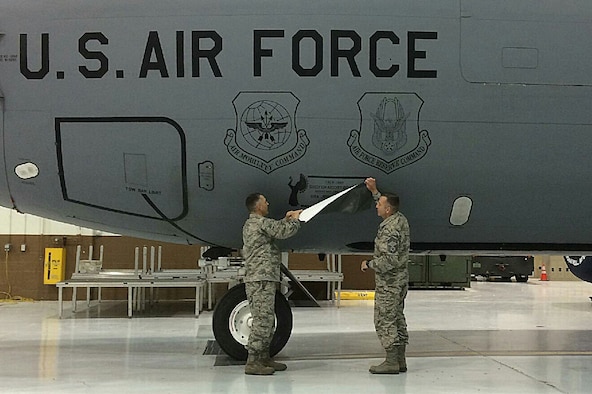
[225,92,309,174]
[348,93,431,173]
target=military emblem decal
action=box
[225,92,309,174]
[347,93,431,173]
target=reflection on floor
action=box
[2,280,592,393]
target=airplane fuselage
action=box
[1,0,592,253]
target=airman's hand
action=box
[361,260,369,272]
[364,177,378,194]
[285,209,303,220]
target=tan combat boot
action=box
[260,351,287,371]
[244,352,275,375]
[398,345,407,373]
[369,347,399,374]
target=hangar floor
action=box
[2,280,592,393]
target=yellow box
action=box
[44,248,66,284]
[337,290,375,300]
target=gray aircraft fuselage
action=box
[1,0,591,254]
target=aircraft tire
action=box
[212,282,293,361]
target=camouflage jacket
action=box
[242,213,301,282]
[368,193,410,276]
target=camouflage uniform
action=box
[242,213,300,355]
[368,192,410,352]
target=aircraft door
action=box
[460,0,592,86]
[55,117,188,222]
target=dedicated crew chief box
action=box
[471,256,533,282]
[409,255,471,288]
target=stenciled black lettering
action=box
[408,31,437,78]
[140,31,169,78]
[20,33,49,80]
[331,30,361,77]
[176,31,185,78]
[79,32,109,79]
[370,31,399,78]
[292,30,323,77]
[191,30,223,77]
[254,29,284,77]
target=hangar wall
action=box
[0,207,578,304]
[0,207,374,302]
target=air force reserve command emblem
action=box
[348,93,431,173]
[225,92,309,174]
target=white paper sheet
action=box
[299,184,359,223]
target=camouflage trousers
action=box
[374,274,408,351]
[245,280,276,354]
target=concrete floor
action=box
[2,279,592,393]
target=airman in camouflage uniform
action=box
[361,177,410,374]
[242,192,302,375]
